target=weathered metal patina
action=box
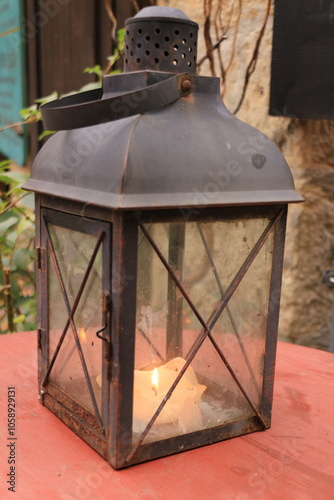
[24,7,302,469]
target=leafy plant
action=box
[0,28,126,334]
[0,160,36,333]
[83,28,125,89]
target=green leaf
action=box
[13,314,25,325]
[5,230,18,245]
[0,171,28,185]
[17,219,33,236]
[117,28,125,42]
[0,200,9,212]
[0,159,11,169]
[19,192,35,211]
[38,130,56,141]
[12,248,30,271]
[79,82,102,92]
[20,104,38,120]
[107,53,119,67]
[0,216,18,234]
[35,91,58,104]
[59,90,77,98]
[7,276,19,301]
[117,28,125,51]
[84,65,102,78]
[0,235,14,249]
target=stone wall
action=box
[157,0,334,349]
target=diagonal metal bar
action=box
[196,222,261,398]
[137,224,166,360]
[188,211,284,426]
[126,323,211,463]
[204,211,284,335]
[208,332,266,426]
[69,233,103,287]
[184,212,282,425]
[137,326,166,363]
[127,219,211,461]
[136,219,209,333]
[127,212,282,462]
[138,224,151,247]
[42,225,105,387]
[42,218,105,429]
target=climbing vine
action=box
[199,0,272,112]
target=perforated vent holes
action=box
[124,8,199,74]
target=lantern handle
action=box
[40,73,192,131]
[96,292,110,342]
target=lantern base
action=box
[127,415,269,468]
[41,384,108,460]
[39,383,270,469]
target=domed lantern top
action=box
[24,6,302,209]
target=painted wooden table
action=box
[0,331,333,500]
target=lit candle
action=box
[152,368,158,396]
[133,357,206,434]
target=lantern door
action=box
[38,209,111,456]
[115,205,287,467]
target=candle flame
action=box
[152,368,159,396]
[79,328,87,343]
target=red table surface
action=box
[0,331,333,500]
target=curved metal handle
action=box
[96,292,110,342]
[41,73,192,131]
[96,325,108,342]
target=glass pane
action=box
[211,234,274,408]
[48,224,103,414]
[133,217,274,444]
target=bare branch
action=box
[0,193,32,218]
[131,0,140,13]
[3,268,15,333]
[203,0,216,76]
[214,4,226,86]
[0,118,37,133]
[197,35,227,68]
[103,0,117,43]
[225,0,242,74]
[233,0,271,114]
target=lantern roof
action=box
[24,7,302,210]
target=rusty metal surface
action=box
[27,5,301,470]
[24,72,302,209]
[36,201,289,469]
[108,212,139,468]
[124,7,199,74]
[36,72,191,131]
[125,416,264,468]
[261,207,288,423]
[166,223,185,359]
[46,383,102,433]
[43,393,108,460]
[40,195,114,223]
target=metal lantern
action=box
[24,7,302,469]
